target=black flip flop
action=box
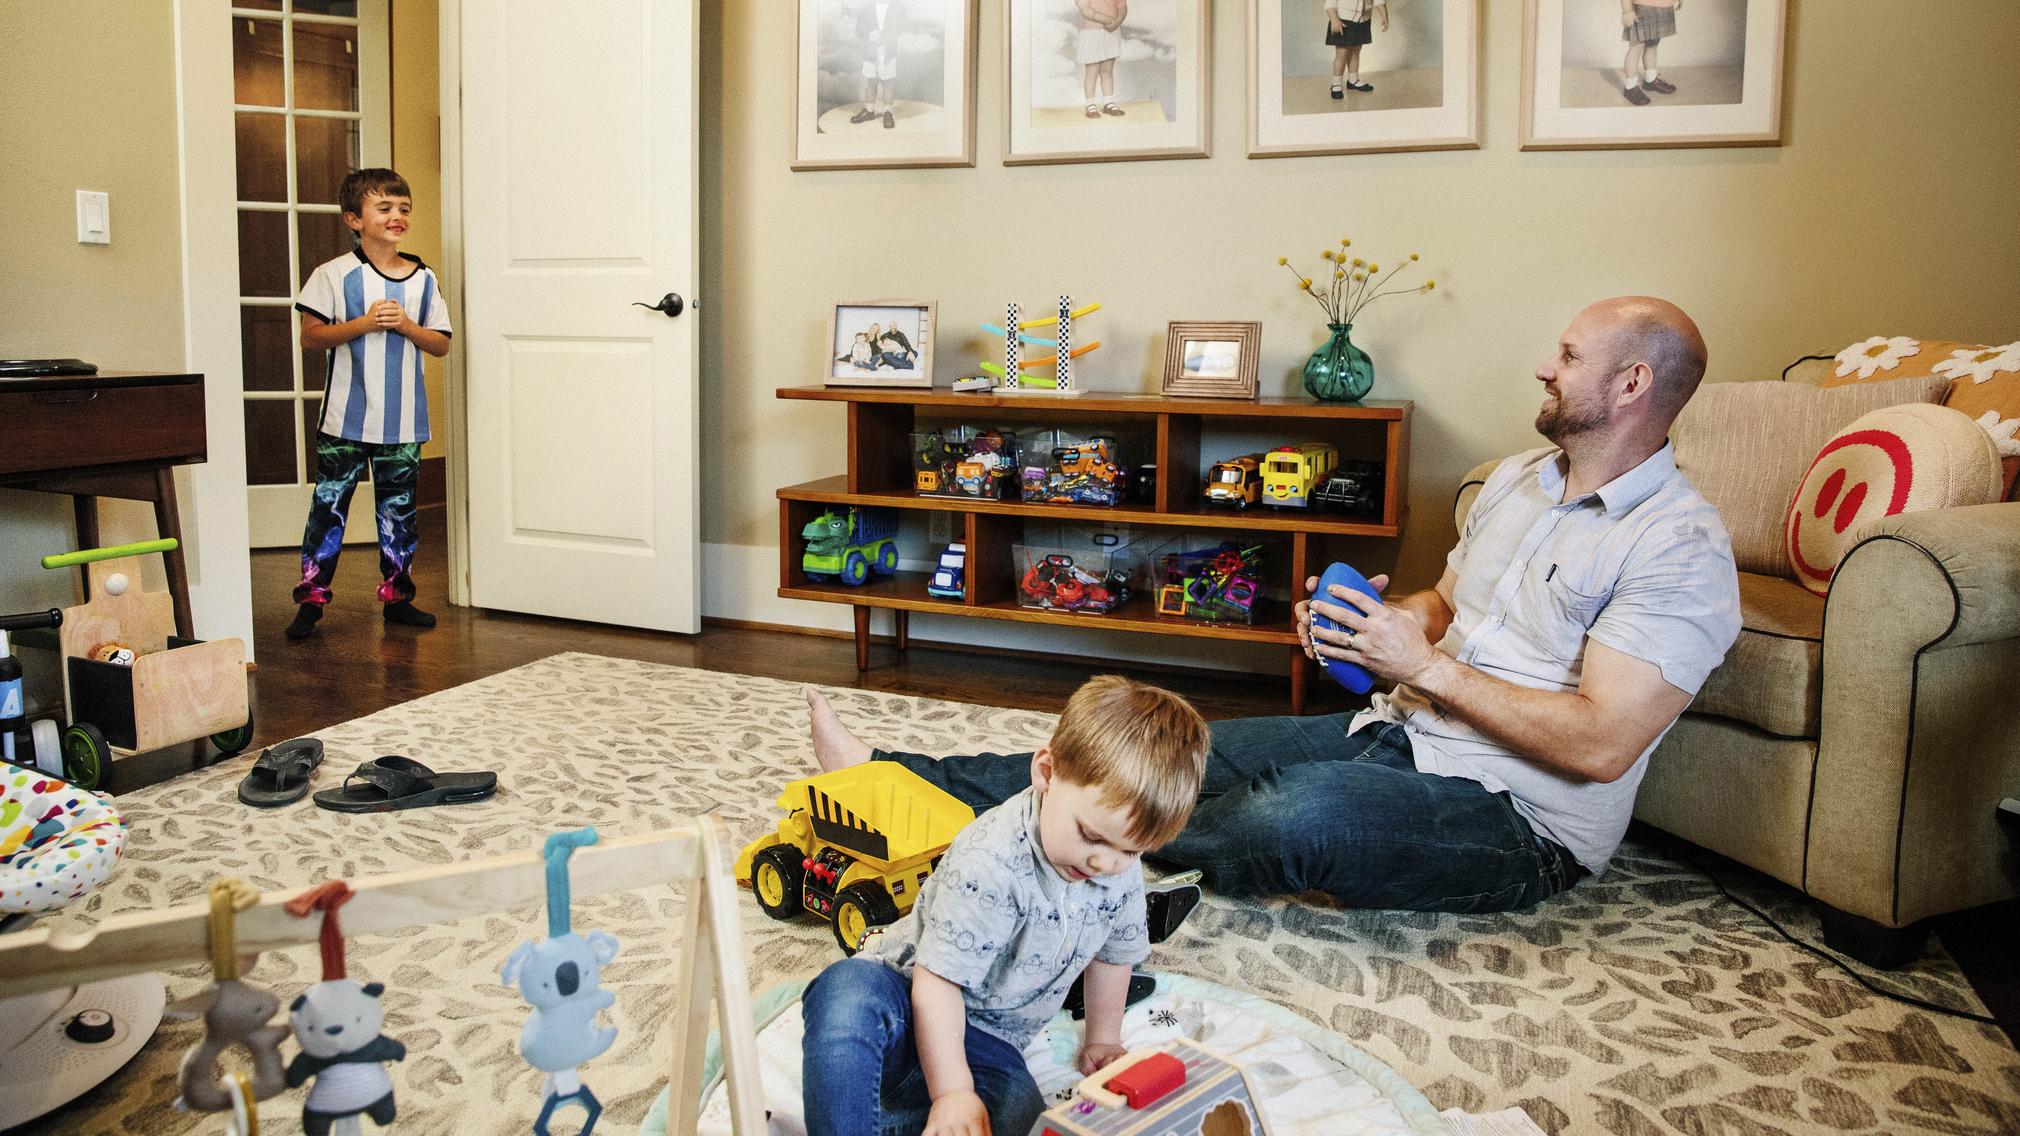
[237,738,326,807]
[311,755,498,813]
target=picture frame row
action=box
[792,0,1788,169]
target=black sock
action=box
[284,603,323,640]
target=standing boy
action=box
[849,0,907,129]
[287,168,452,640]
[1620,0,1681,105]
[800,676,1210,1136]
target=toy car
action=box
[1203,455,1264,509]
[1313,461,1384,518]
[734,763,975,954]
[926,543,966,599]
[1261,442,1338,509]
[801,508,899,586]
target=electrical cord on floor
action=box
[1685,853,2020,1030]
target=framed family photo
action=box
[1004,0,1211,166]
[826,300,936,388]
[793,0,978,170]
[1248,0,1481,158]
[1161,321,1262,400]
[1521,0,1787,150]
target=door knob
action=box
[632,293,685,318]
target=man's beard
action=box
[1535,388,1609,442]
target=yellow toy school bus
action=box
[1261,442,1338,509]
[1203,454,1264,509]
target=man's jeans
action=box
[801,958,1045,1136]
[877,714,1584,914]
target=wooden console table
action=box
[775,387,1411,715]
[0,371,208,638]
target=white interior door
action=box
[455,0,700,631]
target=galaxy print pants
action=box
[294,434,421,606]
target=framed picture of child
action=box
[1004,0,1211,166]
[827,300,937,388]
[794,0,978,170]
[1520,0,1786,149]
[1247,0,1481,158]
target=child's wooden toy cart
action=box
[43,540,251,788]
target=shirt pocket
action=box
[1510,562,1610,664]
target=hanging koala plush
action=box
[283,881,407,1136]
[503,827,620,1136]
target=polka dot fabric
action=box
[1785,403,2004,596]
[0,767,128,915]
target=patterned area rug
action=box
[38,653,2020,1135]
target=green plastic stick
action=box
[41,539,179,569]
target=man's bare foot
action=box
[807,687,873,773]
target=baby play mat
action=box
[0,765,126,915]
[655,972,1449,1135]
[30,654,2020,1134]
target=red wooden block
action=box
[1104,1052,1186,1109]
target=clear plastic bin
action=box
[1151,536,1271,625]
[912,426,1021,500]
[1017,428,1132,508]
[1013,526,1144,614]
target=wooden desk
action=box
[0,371,208,637]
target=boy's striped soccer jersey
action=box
[295,249,452,444]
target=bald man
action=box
[810,297,1741,914]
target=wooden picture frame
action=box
[793,0,978,170]
[1004,0,1211,166]
[827,299,936,388]
[1162,321,1262,400]
[1247,0,1481,159]
[1520,0,1787,150]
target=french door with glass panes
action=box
[233,0,391,546]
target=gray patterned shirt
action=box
[1364,444,1740,875]
[857,786,1150,1048]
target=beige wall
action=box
[0,1,187,611]
[699,0,2020,670]
[392,0,448,462]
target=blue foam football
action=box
[1310,562,1383,695]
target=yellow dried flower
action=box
[1322,250,1335,261]
[1335,270,1345,280]
[1352,257,1364,267]
[1300,278,1313,289]
[1410,252,1420,261]
[1277,256,1288,265]
[1341,238,1351,247]
[1424,280,1436,290]
[1368,263,1380,273]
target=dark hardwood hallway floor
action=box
[114,506,2020,1049]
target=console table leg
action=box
[1290,648,1311,716]
[895,611,909,653]
[853,607,871,671]
[154,468,196,639]
[72,496,100,603]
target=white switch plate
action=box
[76,190,110,245]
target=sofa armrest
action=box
[1452,458,1502,532]
[1804,500,2020,927]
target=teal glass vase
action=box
[1302,322,1374,403]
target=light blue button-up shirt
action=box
[1363,443,1741,874]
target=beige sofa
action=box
[1454,371,2020,967]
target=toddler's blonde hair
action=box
[1048,675,1209,849]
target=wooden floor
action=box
[122,506,2020,1048]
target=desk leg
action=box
[853,607,871,671]
[72,496,100,603]
[153,469,195,639]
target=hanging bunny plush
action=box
[176,879,288,1113]
[502,827,620,1136]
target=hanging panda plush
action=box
[284,881,407,1136]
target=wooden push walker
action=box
[0,817,767,1134]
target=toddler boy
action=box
[287,168,451,640]
[800,675,1209,1136]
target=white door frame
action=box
[170,0,256,650]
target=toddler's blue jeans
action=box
[877,715,1584,914]
[801,958,1044,1136]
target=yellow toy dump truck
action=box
[735,762,975,954]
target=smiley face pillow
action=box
[1785,403,2004,596]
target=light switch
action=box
[76,190,110,245]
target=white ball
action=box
[103,573,129,596]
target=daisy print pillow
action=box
[1823,336,2020,499]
